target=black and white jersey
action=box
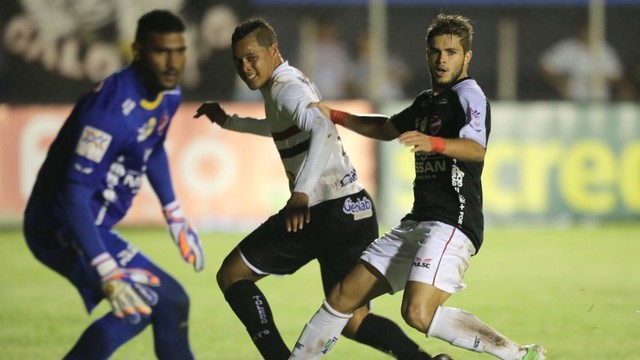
[390,77,490,251]
[224,61,364,206]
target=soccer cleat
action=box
[431,354,453,360]
[521,344,546,360]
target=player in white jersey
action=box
[289,14,546,360]
[195,18,445,360]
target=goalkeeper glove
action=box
[163,201,205,272]
[92,253,160,324]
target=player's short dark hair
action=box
[426,13,474,53]
[135,10,185,43]
[231,18,278,48]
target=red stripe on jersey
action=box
[272,125,301,141]
[431,227,456,286]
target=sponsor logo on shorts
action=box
[343,197,373,220]
[413,257,432,269]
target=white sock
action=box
[289,299,352,359]
[427,306,522,359]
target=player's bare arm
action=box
[307,101,399,140]
[398,131,485,162]
[194,101,228,127]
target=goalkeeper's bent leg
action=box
[289,299,352,359]
[64,312,148,360]
[150,273,194,360]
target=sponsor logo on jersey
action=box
[137,117,157,142]
[343,197,373,220]
[467,105,483,128]
[451,160,467,225]
[413,257,432,269]
[122,98,136,116]
[117,243,140,267]
[415,156,446,180]
[339,168,358,187]
[73,163,93,174]
[75,125,112,163]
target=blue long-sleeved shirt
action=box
[29,65,180,261]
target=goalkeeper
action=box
[22,10,203,360]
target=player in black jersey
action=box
[289,14,546,360]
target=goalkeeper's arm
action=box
[62,181,109,261]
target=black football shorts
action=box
[239,189,378,294]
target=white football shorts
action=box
[361,220,476,294]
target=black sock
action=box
[355,313,432,360]
[224,280,290,360]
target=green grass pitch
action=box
[1,223,638,359]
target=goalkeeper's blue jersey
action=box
[31,66,181,229]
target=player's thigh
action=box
[316,190,379,294]
[359,220,427,294]
[407,221,476,294]
[237,212,315,276]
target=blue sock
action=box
[64,313,148,360]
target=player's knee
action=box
[401,304,433,333]
[327,283,359,314]
[156,280,190,315]
[216,251,255,292]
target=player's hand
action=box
[398,130,432,153]
[306,101,332,119]
[283,192,310,232]
[193,101,228,127]
[93,255,160,324]
[164,202,205,272]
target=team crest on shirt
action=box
[429,115,442,134]
[343,197,373,220]
[157,112,169,136]
[416,115,441,135]
[75,126,112,163]
[137,117,157,142]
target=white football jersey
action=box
[224,61,364,206]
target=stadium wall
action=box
[3,101,639,229]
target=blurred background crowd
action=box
[2,0,639,105]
